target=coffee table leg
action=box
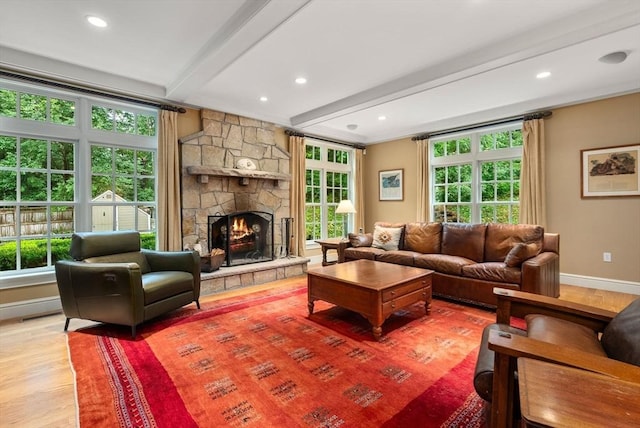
[425,300,432,315]
[308,300,315,315]
[372,325,382,341]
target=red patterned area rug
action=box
[67,282,493,427]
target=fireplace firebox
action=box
[208,211,274,267]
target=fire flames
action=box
[231,217,254,241]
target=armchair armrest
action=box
[55,260,144,326]
[143,249,199,273]
[487,327,640,428]
[488,329,640,383]
[143,250,200,300]
[493,287,616,332]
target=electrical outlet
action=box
[603,252,612,262]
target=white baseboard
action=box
[0,296,62,322]
[560,273,640,295]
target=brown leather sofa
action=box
[55,230,201,338]
[342,222,560,307]
[475,287,640,427]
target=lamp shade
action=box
[335,199,356,214]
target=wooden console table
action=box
[315,238,347,266]
[518,358,640,427]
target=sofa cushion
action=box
[376,250,419,266]
[348,233,373,248]
[375,222,406,249]
[441,223,487,262]
[600,298,640,366]
[142,271,195,305]
[404,222,442,254]
[344,246,384,260]
[484,223,544,262]
[462,262,521,284]
[526,314,607,357]
[85,251,152,274]
[504,243,541,267]
[414,253,475,276]
[372,225,403,251]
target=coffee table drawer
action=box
[382,287,431,313]
[382,277,431,302]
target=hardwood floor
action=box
[0,278,636,428]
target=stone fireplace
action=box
[179,109,306,294]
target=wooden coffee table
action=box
[307,259,432,340]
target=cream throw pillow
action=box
[372,226,403,251]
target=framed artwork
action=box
[581,144,640,198]
[379,168,404,201]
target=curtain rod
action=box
[411,110,552,141]
[0,69,186,113]
[285,129,365,149]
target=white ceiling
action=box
[1,0,639,144]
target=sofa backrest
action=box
[543,233,560,254]
[404,222,442,254]
[441,223,487,262]
[484,223,544,262]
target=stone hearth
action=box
[200,257,308,295]
[179,109,307,295]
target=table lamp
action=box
[335,199,356,238]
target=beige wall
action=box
[362,137,417,231]
[545,93,640,283]
[177,107,201,138]
[363,92,640,286]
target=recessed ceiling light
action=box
[536,71,551,79]
[295,77,307,85]
[598,51,628,64]
[378,115,387,121]
[259,96,268,102]
[87,15,107,28]
[346,124,358,130]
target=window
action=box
[431,125,522,223]
[304,140,354,243]
[0,80,158,282]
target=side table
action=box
[314,238,347,266]
[517,358,640,427]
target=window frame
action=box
[0,79,158,288]
[429,123,523,223]
[304,139,355,247]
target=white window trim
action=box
[0,79,158,288]
[429,123,522,223]
[304,139,355,247]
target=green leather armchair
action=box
[55,230,201,338]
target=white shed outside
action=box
[92,190,152,231]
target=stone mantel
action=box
[186,165,291,186]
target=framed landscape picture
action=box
[379,169,404,201]
[581,144,640,198]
